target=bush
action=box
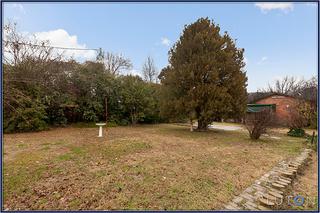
[4,103,48,133]
[119,119,129,126]
[309,111,317,129]
[47,107,67,126]
[287,128,305,137]
[82,110,98,122]
[287,102,307,129]
[72,122,97,128]
[245,108,275,140]
[107,121,118,127]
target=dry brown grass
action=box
[3,124,309,210]
[288,153,318,210]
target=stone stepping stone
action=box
[288,162,299,167]
[275,180,288,186]
[268,190,283,199]
[289,164,300,168]
[225,202,239,210]
[272,182,286,189]
[253,184,267,192]
[225,204,238,210]
[286,168,297,172]
[259,197,275,206]
[262,193,277,201]
[279,176,291,182]
[224,148,312,211]
[278,178,291,184]
[267,187,284,195]
[257,205,271,210]
[240,193,255,202]
[279,171,294,177]
[244,201,258,210]
[232,196,243,204]
[244,187,255,193]
[288,166,299,170]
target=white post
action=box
[96,123,106,138]
[98,126,103,137]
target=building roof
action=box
[247,104,276,113]
[247,92,295,104]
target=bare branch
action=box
[104,52,132,75]
[142,56,158,83]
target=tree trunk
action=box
[190,119,194,132]
[197,117,209,131]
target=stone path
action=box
[224,149,313,211]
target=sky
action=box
[2,2,318,92]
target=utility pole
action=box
[97,47,105,64]
[105,96,108,135]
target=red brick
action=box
[255,95,299,126]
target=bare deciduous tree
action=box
[287,101,309,129]
[245,108,275,140]
[3,22,61,65]
[259,76,304,96]
[142,56,158,83]
[104,52,132,75]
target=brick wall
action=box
[255,95,299,126]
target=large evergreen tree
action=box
[159,18,247,131]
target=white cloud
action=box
[258,56,268,64]
[33,29,96,61]
[12,3,26,14]
[244,57,248,65]
[161,37,171,46]
[255,3,294,13]
[125,69,142,77]
[272,75,305,82]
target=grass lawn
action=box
[3,123,311,210]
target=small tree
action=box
[142,56,158,83]
[259,76,304,96]
[287,102,308,137]
[104,52,132,75]
[245,108,274,140]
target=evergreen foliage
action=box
[159,18,247,130]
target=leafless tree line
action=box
[258,75,317,102]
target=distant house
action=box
[247,93,300,126]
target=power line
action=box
[3,40,99,51]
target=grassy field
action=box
[3,123,314,210]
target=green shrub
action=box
[72,122,97,128]
[287,128,305,137]
[119,119,129,126]
[82,110,98,122]
[4,103,48,133]
[107,121,118,127]
[47,107,67,126]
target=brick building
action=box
[247,93,300,126]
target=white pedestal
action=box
[96,123,106,138]
[98,126,103,137]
